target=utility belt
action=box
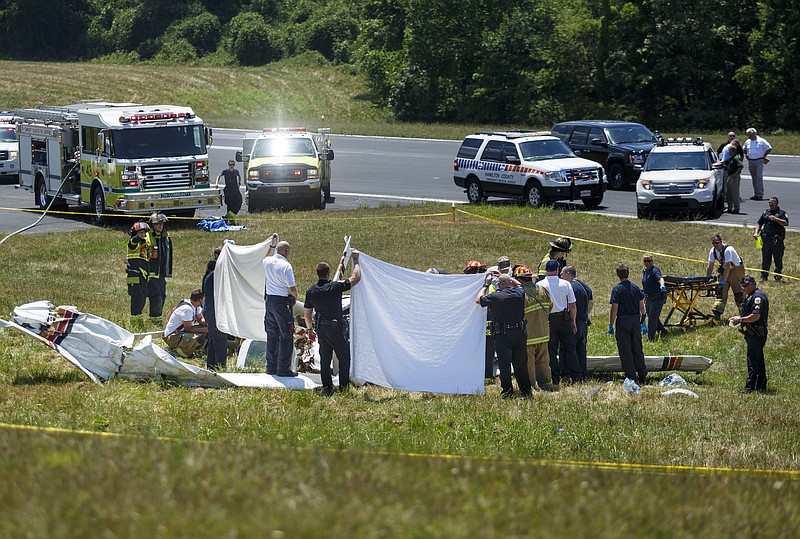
[761,234,784,242]
[491,320,526,334]
[314,314,341,328]
[549,310,571,322]
[740,322,767,338]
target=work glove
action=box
[660,284,667,293]
[607,323,614,335]
[131,235,145,244]
[641,323,649,336]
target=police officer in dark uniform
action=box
[754,197,788,281]
[730,275,770,393]
[304,251,361,396]
[608,263,648,385]
[476,273,532,398]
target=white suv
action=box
[453,131,606,208]
[635,138,724,219]
[0,113,18,178]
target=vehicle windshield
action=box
[0,127,15,143]
[645,152,710,171]
[111,125,206,159]
[518,139,575,160]
[606,125,658,144]
[252,137,316,158]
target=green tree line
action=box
[1,0,797,129]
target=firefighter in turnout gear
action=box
[516,265,558,391]
[146,212,173,326]
[127,221,152,330]
[537,237,572,280]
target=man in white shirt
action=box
[706,233,745,321]
[263,234,299,376]
[163,289,207,358]
[537,259,582,384]
[742,127,772,201]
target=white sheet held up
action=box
[215,239,270,341]
[350,254,486,395]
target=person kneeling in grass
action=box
[163,289,207,358]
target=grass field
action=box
[1,58,799,153]
[1,203,799,537]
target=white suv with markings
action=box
[635,137,725,219]
[453,131,606,208]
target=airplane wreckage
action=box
[0,299,712,393]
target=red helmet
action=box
[464,260,486,274]
[513,265,532,279]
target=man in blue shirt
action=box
[730,275,770,393]
[641,254,667,340]
[609,263,648,385]
[560,265,592,379]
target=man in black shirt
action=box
[216,159,243,222]
[608,263,648,385]
[476,273,532,398]
[304,250,361,396]
[754,197,789,281]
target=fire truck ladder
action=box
[13,107,79,125]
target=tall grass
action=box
[2,88,800,533]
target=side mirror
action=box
[590,138,607,148]
[323,148,335,161]
[633,164,644,172]
[505,155,520,165]
[205,126,213,147]
[235,150,243,162]
[97,131,107,155]
[712,161,724,170]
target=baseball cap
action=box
[545,259,560,272]
[497,256,511,269]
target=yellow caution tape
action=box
[1,421,797,479]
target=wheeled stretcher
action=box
[662,275,719,329]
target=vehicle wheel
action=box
[35,177,49,209]
[636,206,648,219]
[525,182,545,208]
[583,195,603,209]
[608,163,627,190]
[92,186,108,225]
[466,178,484,204]
[314,188,327,210]
[323,183,331,201]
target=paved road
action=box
[2,128,798,234]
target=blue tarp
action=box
[196,217,247,232]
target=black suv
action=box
[551,120,659,190]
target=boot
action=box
[130,314,145,332]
